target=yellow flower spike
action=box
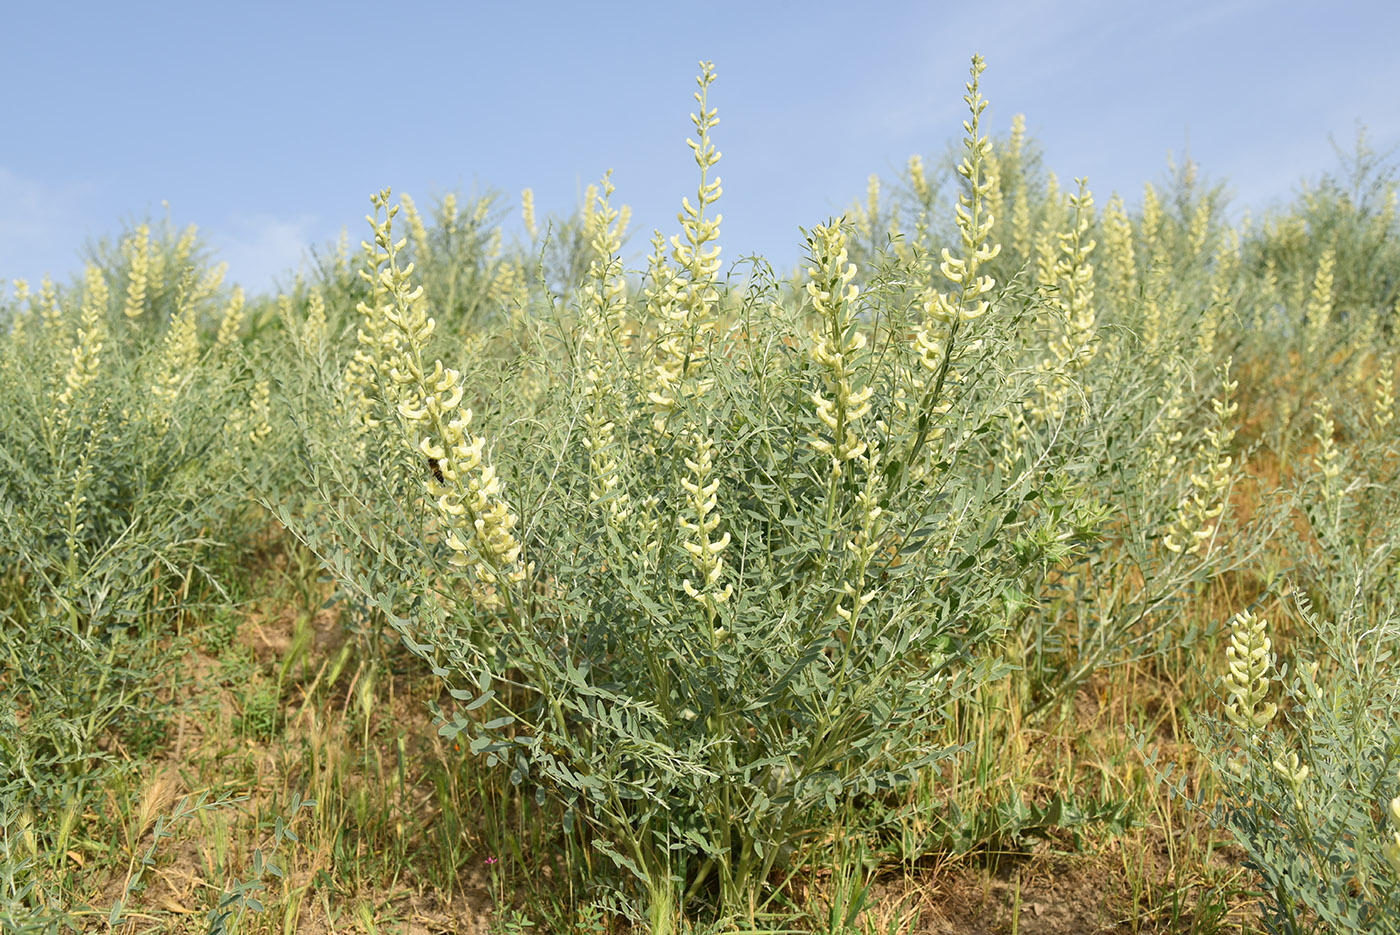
[1164,360,1239,558]
[214,286,246,353]
[1101,193,1137,313]
[247,379,273,443]
[1223,609,1277,730]
[122,224,150,322]
[1304,246,1336,355]
[805,221,872,481]
[399,193,431,260]
[649,63,724,433]
[909,154,930,207]
[829,444,889,630]
[187,262,226,310]
[677,428,733,616]
[150,295,201,420]
[915,55,1001,378]
[54,265,111,422]
[1313,403,1343,488]
[1374,353,1395,430]
[441,193,458,234]
[575,172,633,526]
[521,187,538,241]
[360,189,527,609]
[1028,177,1099,422]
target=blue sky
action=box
[4,0,1398,294]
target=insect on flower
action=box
[425,456,445,483]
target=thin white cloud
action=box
[1155,0,1263,41]
[209,215,319,294]
[0,166,93,286]
[867,0,1101,142]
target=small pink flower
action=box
[484,856,498,865]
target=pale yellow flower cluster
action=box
[171,224,198,275]
[1384,777,1400,875]
[1029,179,1097,424]
[441,193,460,236]
[1047,179,1098,370]
[835,446,886,627]
[854,174,880,240]
[579,173,631,527]
[908,154,930,207]
[1100,194,1137,315]
[649,62,723,432]
[1201,228,1241,359]
[1186,196,1212,261]
[1008,124,1032,264]
[214,286,246,353]
[1141,184,1163,268]
[1312,402,1343,492]
[1223,609,1277,730]
[917,54,999,340]
[122,224,151,322]
[302,285,328,353]
[1304,247,1336,356]
[8,279,31,344]
[1032,174,1065,293]
[247,378,273,444]
[521,187,538,242]
[150,301,200,414]
[1164,362,1239,556]
[1149,358,1187,477]
[806,221,873,479]
[678,429,733,612]
[1270,750,1309,789]
[36,277,62,346]
[1374,353,1395,431]
[341,203,405,440]
[187,262,227,312]
[366,192,529,607]
[54,266,110,419]
[896,56,1001,482]
[335,227,352,278]
[400,193,432,261]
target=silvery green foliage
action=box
[280,207,1093,923]
[1188,591,1400,933]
